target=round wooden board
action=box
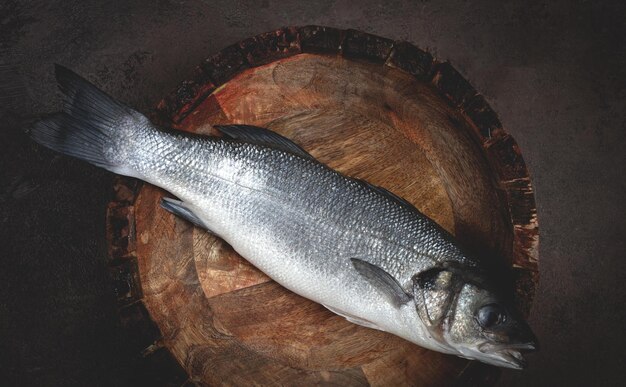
[106,26,538,386]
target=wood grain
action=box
[106,26,539,385]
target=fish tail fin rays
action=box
[30,64,152,178]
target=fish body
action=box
[135,128,465,352]
[32,65,537,368]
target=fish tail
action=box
[30,64,152,178]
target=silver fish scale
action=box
[131,129,473,295]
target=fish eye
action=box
[476,303,506,328]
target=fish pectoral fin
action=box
[160,197,214,233]
[350,258,412,308]
[214,124,313,160]
[322,304,383,331]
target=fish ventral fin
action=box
[322,304,383,331]
[214,124,313,160]
[350,258,412,308]
[160,197,214,233]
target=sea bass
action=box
[31,65,537,369]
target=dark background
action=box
[1,0,625,385]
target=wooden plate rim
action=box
[104,25,538,385]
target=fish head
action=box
[412,267,537,369]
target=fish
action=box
[31,65,537,369]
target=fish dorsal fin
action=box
[214,124,313,160]
[160,197,211,231]
[412,267,460,326]
[356,179,416,210]
[350,258,412,308]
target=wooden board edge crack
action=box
[106,176,192,386]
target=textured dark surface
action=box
[0,1,624,386]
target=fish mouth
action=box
[477,342,537,369]
[494,348,527,369]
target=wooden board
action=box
[106,26,538,386]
